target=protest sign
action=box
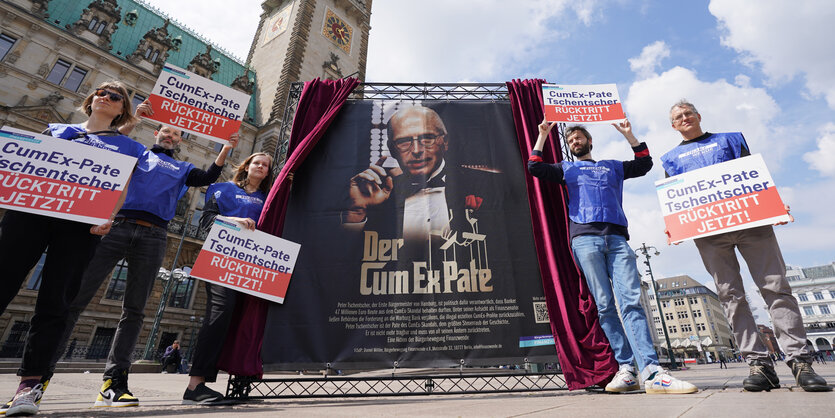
[147,64,250,144]
[191,216,301,304]
[0,127,136,225]
[656,154,790,243]
[542,83,625,124]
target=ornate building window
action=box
[187,45,221,79]
[0,33,17,61]
[66,0,122,50]
[105,259,129,301]
[87,17,107,35]
[167,275,196,309]
[127,20,174,73]
[45,58,88,92]
[131,92,147,111]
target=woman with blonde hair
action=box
[1,81,146,416]
[182,152,274,404]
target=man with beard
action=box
[528,119,697,394]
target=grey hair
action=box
[669,100,699,123]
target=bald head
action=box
[386,106,449,178]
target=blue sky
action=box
[145,0,835,324]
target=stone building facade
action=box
[786,263,835,353]
[647,275,736,362]
[0,0,371,363]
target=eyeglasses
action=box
[94,89,124,102]
[672,110,696,123]
[392,133,445,152]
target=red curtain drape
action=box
[217,77,360,376]
[506,79,617,390]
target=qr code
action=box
[533,302,550,323]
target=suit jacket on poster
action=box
[363,163,506,272]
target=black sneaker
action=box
[182,383,225,405]
[743,363,780,392]
[94,369,138,407]
[789,360,832,392]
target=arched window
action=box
[814,337,832,350]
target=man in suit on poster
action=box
[342,105,502,274]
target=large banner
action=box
[0,127,136,224]
[261,101,555,369]
[542,83,625,124]
[656,154,790,243]
[190,216,301,304]
[147,64,250,143]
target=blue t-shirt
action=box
[206,182,266,221]
[561,159,629,227]
[660,132,749,176]
[120,149,195,221]
[48,123,145,159]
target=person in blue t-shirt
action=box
[0,81,146,417]
[662,100,829,392]
[528,117,696,394]
[49,100,240,409]
[181,152,273,405]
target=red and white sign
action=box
[191,216,301,304]
[0,127,137,225]
[656,154,790,243]
[542,83,625,124]
[147,64,250,144]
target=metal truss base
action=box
[226,371,568,399]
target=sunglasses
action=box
[94,89,125,102]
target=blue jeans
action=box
[571,234,658,373]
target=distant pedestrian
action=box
[161,341,182,373]
[719,356,727,369]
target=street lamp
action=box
[143,205,195,360]
[143,267,188,360]
[634,242,679,370]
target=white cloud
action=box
[803,123,835,176]
[709,0,835,109]
[622,66,784,170]
[365,1,602,83]
[628,41,669,79]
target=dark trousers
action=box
[189,283,239,382]
[50,219,168,378]
[0,211,100,376]
[162,352,182,372]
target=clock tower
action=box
[248,0,372,158]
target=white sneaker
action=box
[605,365,640,393]
[6,383,43,417]
[644,369,698,394]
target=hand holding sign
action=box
[542,84,626,124]
[656,154,791,243]
[147,64,251,144]
[191,216,301,304]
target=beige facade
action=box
[647,275,736,362]
[786,263,835,352]
[0,0,371,363]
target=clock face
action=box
[322,8,353,54]
[263,3,292,45]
